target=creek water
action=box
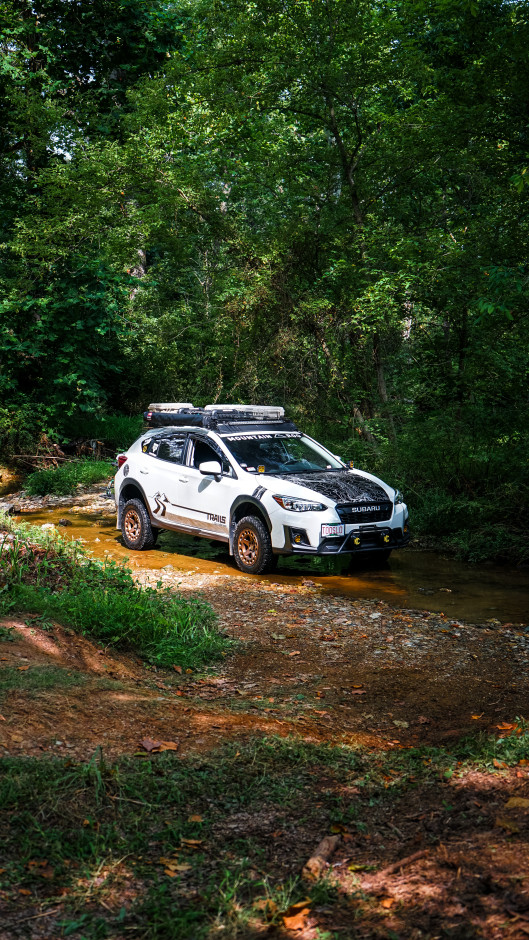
[15,507,529,625]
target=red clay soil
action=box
[0,572,528,760]
[1,576,529,939]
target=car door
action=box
[178,435,238,538]
[143,433,197,531]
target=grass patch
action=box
[25,459,115,497]
[0,664,88,700]
[0,515,230,669]
[0,730,528,938]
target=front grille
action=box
[337,502,392,524]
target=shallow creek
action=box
[16,506,529,624]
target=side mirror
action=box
[199,460,222,478]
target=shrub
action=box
[25,459,115,497]
[60,414,143,451]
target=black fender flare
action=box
[229,496,273,555]
[117,478,155,528]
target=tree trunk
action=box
[373,332,397,443]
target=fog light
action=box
[383,534,390,543]
[290,527,309,547]
[354,537,361,546]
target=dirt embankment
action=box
[1,570,528,761]
[2,522,529,940]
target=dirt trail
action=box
[2,514,529,940]
[1,570,528,761]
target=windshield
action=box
[222,433,343,474]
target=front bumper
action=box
[282,524,410,555]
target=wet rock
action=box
[58,518,72,526]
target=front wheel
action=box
[233,515,277,574]
[121,498,157,550]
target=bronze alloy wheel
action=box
[124,507,141,543]
[237,527,260,566]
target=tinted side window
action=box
[191,438,233,476]
[151,435,186,464]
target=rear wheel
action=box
[122,498,157,550]
[233,515,277,574]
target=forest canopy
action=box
[1,0,528,559]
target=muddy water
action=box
[17,507,529,624]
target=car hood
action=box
[263,470,390,505]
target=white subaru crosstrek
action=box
[114,404,409,574]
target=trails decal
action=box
[207,513,226,524]
[152,492,227,526]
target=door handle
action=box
[140,469,149,475]
[178,477,188,483]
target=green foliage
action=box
[0,516,228,668]
[0,403,49,459]
[60,415,143,452]
[1,0,528,561]
[0,729,528,936]
[25,460,115,497]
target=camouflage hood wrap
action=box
[267,470,389,504]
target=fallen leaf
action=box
[493,759,507,769]
[188,814,203,822]
[253,898,278,919]
[496,816,520,834]
[471,714,483,720]
[288,651,301,656]
[18,888,31,896]
[17,666,29,672]
[140,737,161,753]
[497,722,516,731]
[505,797,529,810]
[140,738,179,753]
[351,689,367,695]
[381,897,396,909]
[181,838,203,847]
[173,665,183,674]
[158,741,179,752]
[282,899,312,930]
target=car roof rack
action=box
[143,403,297,433]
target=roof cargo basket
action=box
[204,404,285,420]
[148,402,196,411]
[143,402,295,431]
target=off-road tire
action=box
[233,515,277,574]
[121,498,157,551]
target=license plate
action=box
[321,524,345,538]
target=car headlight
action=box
[394,489,404,504]
[273,495,326,512]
